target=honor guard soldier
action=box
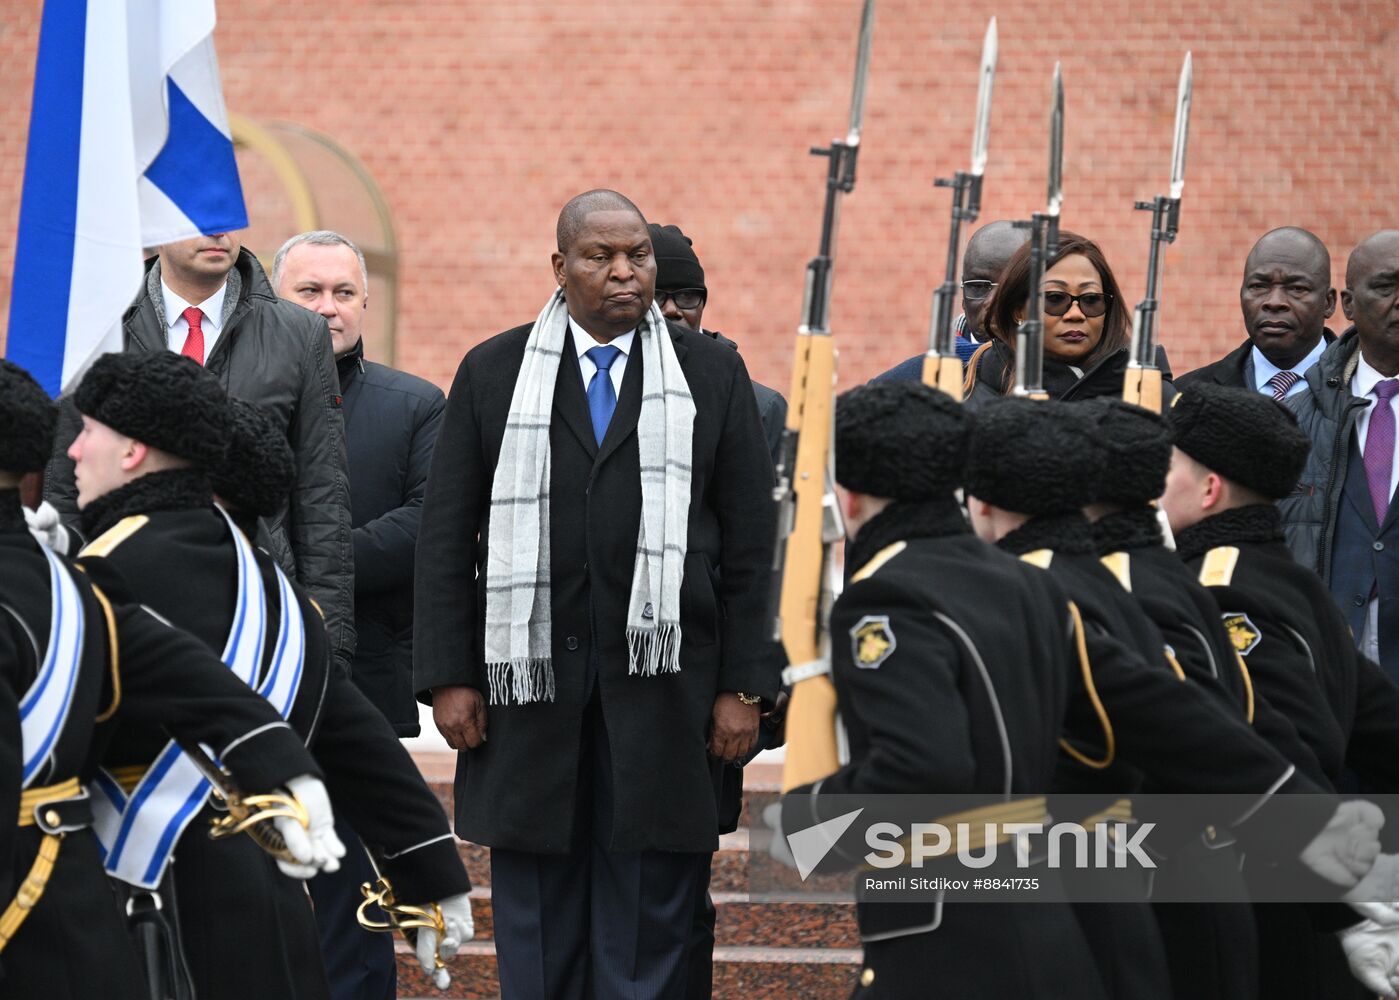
[0,358,341,999]
[782,381,1108,1000]
[1161,383,1399,1000]
[962,396,1385,1000]
[64,353,473,1000]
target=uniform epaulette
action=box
[1019,548,1054,570]
[1197,546,1241,587]
[850,541,907,583]
[79,515,149,559]
[1100,551,1133,592]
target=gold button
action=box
[44,810,61,828]
[860,968,875,987]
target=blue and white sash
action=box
[93,511,306,888]
[19,548,86,789]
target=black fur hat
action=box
[835,381,969,500]
[73,352,231,469]
[1081,398,1171,507]
[963,397,1105,515]
[0,359,58,474]
[209,398,294,517]
[1166,383,1310,500]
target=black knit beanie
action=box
[648,224,706,291]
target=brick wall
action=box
[2,0,1397,394]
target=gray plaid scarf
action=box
[484,290,695,705]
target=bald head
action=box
[1343,230,1399,376]
[961,221,1029,336]
[1239,226,1336,370]
[556,189,647,254]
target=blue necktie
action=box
[585,345,622,445]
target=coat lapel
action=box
[554,329,599,460]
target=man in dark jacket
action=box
[416,190,778,999]
[1280,231,1399,683]
[272,230,446,1000]
[648,220,786,999]
[872,220,1028,382]
[1178,227,1336,397]
[43,233,356,676]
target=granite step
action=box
[394,939,862,999]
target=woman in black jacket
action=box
[966,230,1174,403]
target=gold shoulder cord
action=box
[1235,653,1256,724]
[89,584,122,722]
[1163,648,1186,681]
[1059,602,1116,769]
[0,778,84,951]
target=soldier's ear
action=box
[1202,471,1226,512]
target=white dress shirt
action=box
[163,279,228,359]
[1251,338,1326,399]
[571,322,634,397]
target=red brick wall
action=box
[3,0,1397,394]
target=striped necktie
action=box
[1264,370,1300,401]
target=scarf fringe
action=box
[627,622,683,677]
[487,658,556,706]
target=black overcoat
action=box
[414,319,778,854]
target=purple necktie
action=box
[1364,379,1399,522]
[1264,370,1300,401]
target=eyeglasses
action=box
[655,288,706,310]
[961,280,997,301]
[1042,290,1112,318]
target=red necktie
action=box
[180,306,205,365]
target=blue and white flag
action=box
[5,0,247,396]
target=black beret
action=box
[963,397,1106,515]
[210,398,294,518]
[835,381,969,500]
[648,223,706,291]
[1166,384,1310,500]
[73,352,232,469]
[0,359,58,474]
[1081,398,1171,507]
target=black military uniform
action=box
[0,359,325,1000]
[65,356,470,1000]
[964,397,1343,1000]
[1168,383,1399,1000]
[784,382,1108,1000]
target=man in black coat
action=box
[1177,227,1336,397]
[648,220,787,999]
[271,229,447,999]
[0,359,338,999]
[64,354,473,1000]
[1161,382,1399,999]
[43,233,357,676]
[415,189,778,999]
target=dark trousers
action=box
[491,695,707,1000]
[685,863,717,999]
[307,819,396,1000]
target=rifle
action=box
[1123,52,1193,414]
[771,0,875,793]
[1012,63,1064,400]
[921,18,999,400]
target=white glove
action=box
[413,891,474,990]
[24,501,68,555]
[272,775,345,879]
[763,802,797,870]
[1300,800,1385,888]
[1347,855,1399,925]
[1339,919,1399,997]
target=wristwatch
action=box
[734,692,763,706]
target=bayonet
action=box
[771,0,873,793]
[1124,51,1192,413]
[1013,64,1064,400]
[922,17,998,398]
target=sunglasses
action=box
[960,280,997,301]
[655,288,706,310]
[1042,290,1112,318]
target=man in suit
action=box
[415,189,778,999]
[871,220,1028,382]
[1282,231,1399,683]
[1178,227,1336,397]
